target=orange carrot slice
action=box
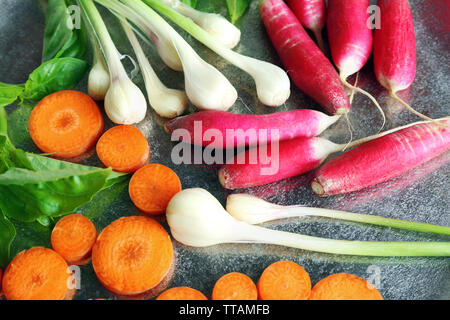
[309,273,383,300]
[156,287,208,300]
[212,272,257,300]
[129,164,182,215]
[257,260,311,300]
[2,247,70,300]
[96,125,150,173]
[92,216,174,296]
[51,214,97,265]
[29,90,104,159]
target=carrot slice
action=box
[29,90,104,159]
[257,260,311,300]
[212,272,257,300]
[51,214,97,265]
[92,216,174,296]
[309,273,383,300]
[96,125,150,173]
[2,247,70,300]
[156,287,208,300]
[129,164,182,215]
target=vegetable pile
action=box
[0,0,448,301]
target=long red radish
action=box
[165,110,340,148]
[327,0,385,128]
[218,119,444,189]
[374,0,431,122]
[311,119,450,196]
[286,0,326,52]
[260,0,350,115]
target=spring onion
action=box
[142,0,291,107]
[161,0,241,49]
[166,188,450,256]
[226,193,450,235]
[98,0,237,111]
[79,0,147,124]
[121,20,188,118]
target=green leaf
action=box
[43,0,86,61]
[42,0,74,61]
[0,211,16,268]
[0,82,24,108]
[182,0,197,8]
[20,58,89,101]
[226,0,251,24]
[0,134,128,222]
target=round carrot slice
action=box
[29,90,104,159]
[2,247,70,300]
[51,214,97,265]
[92,216,174,296]
[212,272,257,300]
[257,260,311,300]
[156,287,208,300]
[129,164,182,215]
[308,273,383,300]
[96,125,150,173]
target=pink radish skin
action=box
[165,110,340,148]
[287,0,326,51]
[260,0,350,115]
[374,0,416,94]
[218,137,340,189]
[327,0,373,78]
[311,120,450,196]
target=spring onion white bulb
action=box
[79,0,147,124]
[161,0,241,49]
[119,0,237,111]
[88,41,110,100]
[226,194,450,235]
[166,188,450,256]
[143,0,290,107]
[121,20,187,118]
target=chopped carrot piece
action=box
[257,260,311,300]
[51,214,97,265]
[96,125,150,173]
[129,164,182,215]
[156,287,208,300]
[92,216,174,296]
[309,273,383,300]
[29,90,104,159]
[212,272,257,300]
[2,247,70,300]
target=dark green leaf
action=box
[42,0,74,61]
[0,82,24,108]
[20,58,89,101]
[0,134,128,222]
[55,27,87,60]
[226,0,251,24]
[182,0,197,8]
[0,211,16,268]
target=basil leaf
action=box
[0,82,24,108]
[20,58,88,101]
[55,27,87,60]
[182,0,197,8]
[0,211,16,268]
[0,134,128,222]
[42,0,74,61]
[226,0,251,24]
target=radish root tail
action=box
[313,28,326,53]
[342,113,353,151]
[341,74,386,132]
[348,72,359,105]
[391,91,449,128]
